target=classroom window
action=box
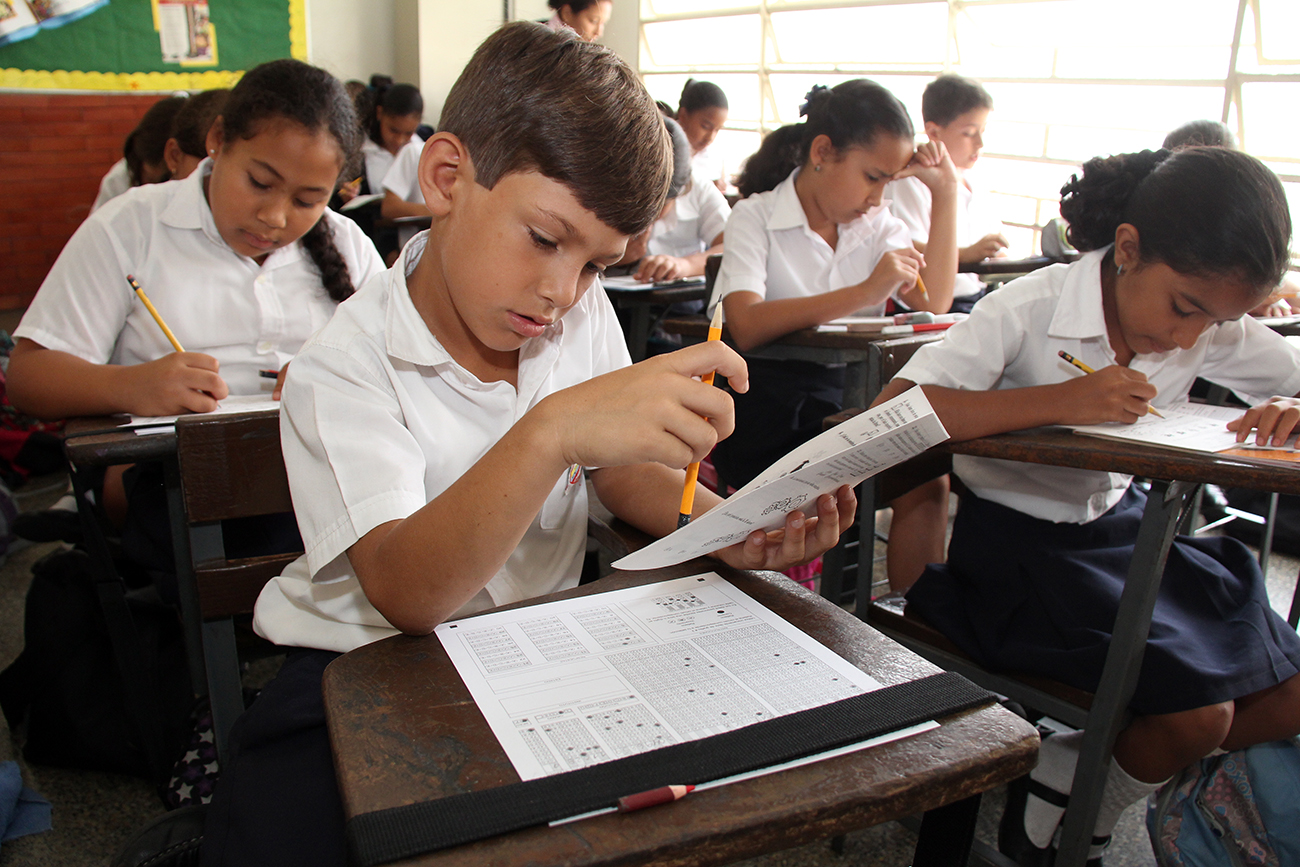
[640,0,1300,263]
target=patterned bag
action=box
[1147,739,1300,867]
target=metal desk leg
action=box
[1055,479,1195,867]
[913,794,981,867]
[165,459,208,695]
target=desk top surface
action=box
[945,425,1300,495]
[324,562,1037,867]
[959,256,1060,276]
[601,282,710,305]
[62,415,176,466]
[660,315,945,354]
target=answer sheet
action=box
[435,572,884,781]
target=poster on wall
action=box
[156,0,215,65]
[0,0,304,90]
[0,0,109,47]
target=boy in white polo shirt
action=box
[202,22,855,866]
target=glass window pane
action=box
[714,127,763,187]
[1240,83,1300,159]
[643,73,762,123]
[642,16,760,69]
[641,0,755,17]
[1257,0,1300,62]
[768,74,927,129]
[987,82,1223,137]
[768,5,948,67]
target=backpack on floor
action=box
[1147,738,1300,867]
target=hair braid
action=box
[300,217,355,303]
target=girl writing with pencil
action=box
[872,146,1300,866]
[8,59,383,570]
[707,80,959,494]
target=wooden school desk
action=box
[323,562,1039,867]
[603,281,710,362]
[960,255,1057,290]
[926,425,1300,867]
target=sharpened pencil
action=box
[678,304,724,528]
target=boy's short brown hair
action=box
[439,21,671,236]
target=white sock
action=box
[1024,729,1082,848]
[1090,758,1161,856]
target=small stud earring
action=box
[814,164,821,172]
[1116,263,1124,276]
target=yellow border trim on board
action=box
[0,68,243,91]
[289,0,307,60]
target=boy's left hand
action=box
[634,255,688,283]
[1228,396,1300,446]
[710,486,857,572]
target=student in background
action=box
[616,117,729,283]
[338,81,423,205]
[543,0,612,41]
[873,146,1300,866]
[673,79,730,190]
[200,23,853,865]
[162,87,228,181]
[888,74,1008,314]
[707,79,958,492]
[91,94,187,213]
[8,59,383,571]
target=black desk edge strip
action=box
[346,670,993,866]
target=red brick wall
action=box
[0,93,165,311]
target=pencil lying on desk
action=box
[126,275,185,353]
[1058,350,1164,418]
[677,304,725,529]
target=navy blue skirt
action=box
[906,486,1300,715]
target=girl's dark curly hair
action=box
[221,59,362,302]
[1059,147,1291,293]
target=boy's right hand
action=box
[536,341,748,471]
[122,351,229,416]
[1058,364,1157,425]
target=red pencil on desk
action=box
[617,784,694,812]
[878,322,956,336]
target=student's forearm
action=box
[8,341,135,419]
[723,289,874,352]
[351,413,572,635]
[380,191,431,220]
[592,463,722,539]
[911,186,959,312]
[872,378,1079,442]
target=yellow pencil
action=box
[678,304,724,529]
[126,275,184,353]
[914,274,928,303]
[1058,350,1164,418]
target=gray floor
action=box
[0,481,1295,865]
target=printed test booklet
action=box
[1070,401,1300,467]
[613,387,949,571]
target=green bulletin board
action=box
[0,0,306,91]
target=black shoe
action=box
[110,804,206,867]
[999,775,1056,867]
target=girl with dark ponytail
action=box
[337,81,423,205]
[874,145,1300,867]
[675,78,730,188]
[708,79,960,497]
[10,56,384,423]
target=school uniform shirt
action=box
[691,148,724,187]
[90,158,131,213]
[543,12,567,32]
[886,174,1003,299]
[253,231,633,653]
[360,138,397,194]
[647,179,729,259]
[380,138,424,204]
[16,160,384,396]
[709,168,913,316]
[896,247,1300,524]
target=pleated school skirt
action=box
[906,485,1300,715]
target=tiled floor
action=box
[1,480,1295,865]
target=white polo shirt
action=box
[253,232,633,653]
[897,248,1300,524]
[360,138,397,193]
[91,158,131,213]
[16,160,384,397]
[380,139,425,204]
[692,148,724,187]
[709,169,914,316]
[648,179,730,259]
[886,174,1004,299]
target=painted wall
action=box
[305,0,398,85]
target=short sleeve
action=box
[280,338,430,580]
[14,201,140,363]
[710,200,771,311]
[695,182,731,247]
[885,178,930,245]
[381,141,423,203]
[1200,316,1300,401]
[894,288,1029,392]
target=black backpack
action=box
[0,548,194,789]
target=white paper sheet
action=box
[435,572,888,781]
[600,275,707,291]
[613,387,949,571]
[1070,402,1248,453]
[126,394,280,434]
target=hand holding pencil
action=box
[124,274,229,415]
[1058,350,1164,420]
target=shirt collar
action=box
[383,232,566,374]
[766,169,808,231]
[1047,247,1111,340]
